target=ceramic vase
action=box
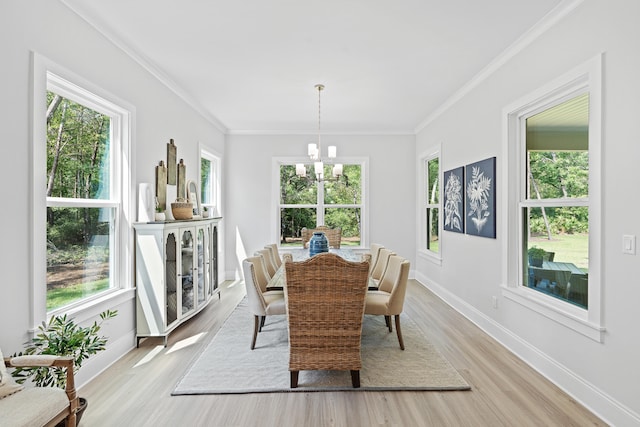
[309,232,329,257]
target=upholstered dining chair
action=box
[284,252,369,388]
[246,255,272,292]
[1,349,79,427]
[369,248,395,288]
[365,255,410,350]
[242,258,286,350]
[367,243,384,274]
[255,249,278,278]
[264,243,282,269]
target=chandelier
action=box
[295,84,343,182]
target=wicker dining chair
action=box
[242,258,285,350]
[284,252,369,388]
[365,255,410,350]
[301,226,342,249]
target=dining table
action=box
[267,248,373,289]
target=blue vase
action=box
[309,232,329,257]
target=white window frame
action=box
[418,145,442,263]
[199,146,221,216]
[501,55,604,341]
[272,157,369,248]
[31,53,134,329]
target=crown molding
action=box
[414,0,585,134]
[227,129,415,136]
[59,0,228,134]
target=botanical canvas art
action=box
[465,157,496,238]
[443,167,464,233]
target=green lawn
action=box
[529,233,589,272]
[46,279,110,311]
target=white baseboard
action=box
[413,271,640,427]
[76,328,136,391]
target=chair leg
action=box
[394,315,405,350]
[290,371,299,388]
[251,316,259,350]
[259,315,266,332]
[351,370,360,388]
[385,315,392,332]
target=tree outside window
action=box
[279,163,363,247]
[425,157,440,253]
[45,81,122,311]
[523,93,589,309]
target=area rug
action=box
[172,299,470,394]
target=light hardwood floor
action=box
[79,280,606,426]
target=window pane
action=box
[201,157,212,204]
[280,165,317,204]
[46,207,114,310]
[324,208,361,246]
[524,206,588,308]
[427,207,439,253]
[324,164,361,204]
[526,93,589,200]
[46,91,111,200]
[527,151,589,199]
[280,208,317,246]
[427,158,439,203]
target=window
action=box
[523,93,589,308]
[421,150,440,255]
[35,64,132,316]
[200,149,220,216]
[503,56,602,341]
[277,160,366,247]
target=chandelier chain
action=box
[316,84,324,150]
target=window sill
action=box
[501,284,604,342]
[418,250,442,266]
[48,288,135,325]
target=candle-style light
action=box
[296,84,343,182]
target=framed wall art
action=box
[465,156,496,238]
[443,166,465,233]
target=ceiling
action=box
[61,0,568,134]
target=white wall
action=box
[225,134,416,279]
[0,0,224,386]
[415,1,640,425]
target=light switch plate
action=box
[623,235,636,255]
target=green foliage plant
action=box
[12,310,117,388]
[527,246,547,259]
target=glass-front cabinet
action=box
[134,217,221,346]
[180,228,196,316]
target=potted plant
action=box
[154,198,166,221]
[202,206,210,218]
[12,309,117,425]
[527,246,547,267]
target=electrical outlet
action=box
[492,296,498,309]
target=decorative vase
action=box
[154,211,166,222]
[309,232,329,257]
